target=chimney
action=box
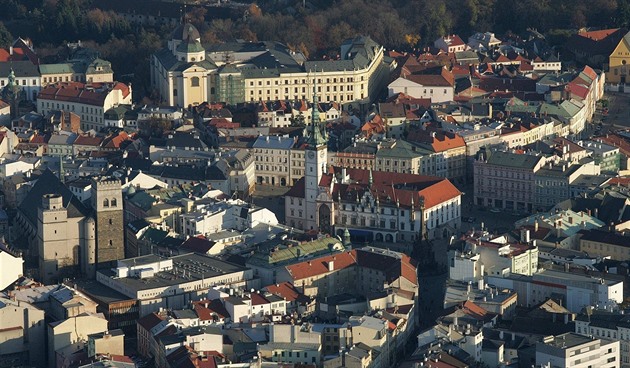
[534,220,539,232]
[520,229,530,243]
[9,46,12,55]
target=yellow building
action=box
[608,32,630,84]
[151,23,388,107]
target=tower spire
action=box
[306,67,326,148]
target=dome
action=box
[126,185,136,197]
[171,23,201,42]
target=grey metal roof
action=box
[252,135,295,150]
[486,151,543,170]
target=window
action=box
[111,198,117,207]
[103,199,109,207]
[191,77,200,87]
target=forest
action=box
[0,0,629,100]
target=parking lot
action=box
[600,92,630,131]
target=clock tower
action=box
[304,76,327,231]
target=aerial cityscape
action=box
[2,0,630,367]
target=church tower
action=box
[304,75,327,231]
[90,177,124,271]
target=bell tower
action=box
[304,72,327,231]
[90,177,124,271]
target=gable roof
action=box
[285,248,418,285]
[18,169,90,226]
[264,282,310,304]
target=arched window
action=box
[191,77,200,87]
[111,198,117,207]
[103,199,109,207]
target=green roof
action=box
[40,63,77,75]
[140,228,169,244]
[247,237,344,267]
[486,151,543,170]
[176,40,205,54]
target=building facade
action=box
[151,23,388,107]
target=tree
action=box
[618,0,630,28]
[0,22,12,49]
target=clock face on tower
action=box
[319,150,325,158]
[308,151,315,159]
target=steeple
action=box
[306,69,327,148]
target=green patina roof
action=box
[140,227,169,244]
[177,40,205,54]
[247,237,343,267]
[40,63,78,75]
[128,191,157,212]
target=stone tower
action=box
[90,177,124,270]
[37,194,73,284]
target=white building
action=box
[37,81,132,131]
[575,311,630,367]
[387,68,455,103]
[536,333,619,368]
[96,253,253,317]
[487,269,623,313]
[0,242,23,290]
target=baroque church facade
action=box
[150,22,388,107]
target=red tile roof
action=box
[0,47,28,62]
[73,134,103,146]
[249,293,270,306]
[332,167,460,209]
[578,28,620,41]
[285,249,418,285]
[566,81,589,100]
[37,81,130,107]
[405,68,455,87]
[102,131,130,149]
[193,299,230,320]
[264,282,310,303]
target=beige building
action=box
[252,135,296,186]
[48,313,109,368]
[473,151,546,212]
[579,229,630,261]
[40,58,114,87]
[87,329,124,358]
[374,140,427,174]
[37,81,132,131]
[278,248,418,299]
[151,23,388,107]
[14,170,123,283]
[0,296,46,367]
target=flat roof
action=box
[71,279,136,304]
[98,253,248,292]
[543,333,594,349]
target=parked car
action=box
[489,208,501,213]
